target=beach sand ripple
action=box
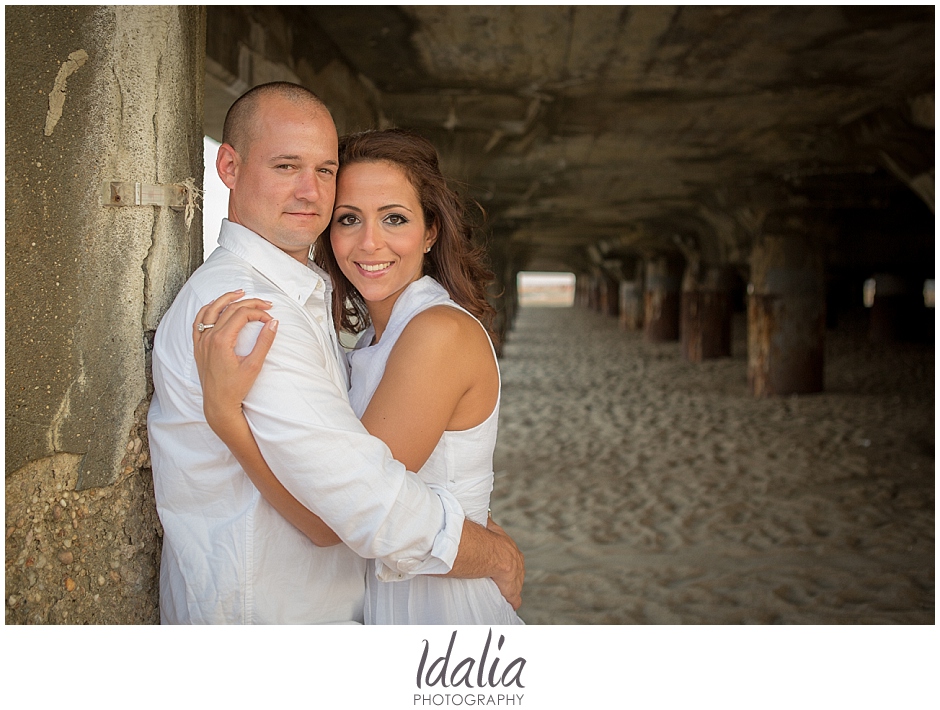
[492,307,934,624]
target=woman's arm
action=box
[193,291,341,547]
[206,405,342,546]
[359,305,498,473]
[360,307,519,590]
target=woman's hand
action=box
[191,291,341,547]
[192,290,278,430]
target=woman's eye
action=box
[336,214,358,226]
[384,214,408,225]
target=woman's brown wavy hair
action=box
[314,128,497,344]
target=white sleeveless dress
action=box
[347,276,523,625]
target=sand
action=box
[491,305,935,624]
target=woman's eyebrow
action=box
[334,203,415,213]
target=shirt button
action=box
[316,315,324,323]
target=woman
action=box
[194,129,522,625]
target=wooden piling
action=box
[681,265,734,361]
[747,235,825,396]
[643,255,683,342]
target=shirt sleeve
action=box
[235,297,465,577]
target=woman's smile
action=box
[356,260,394,274]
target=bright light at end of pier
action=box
[517,272,576,307]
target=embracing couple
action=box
[147,82,525,624]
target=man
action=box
[148,82,523,624]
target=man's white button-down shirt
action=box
[148,220,465,624]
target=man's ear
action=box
[216,143,239,190]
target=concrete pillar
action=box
[868,273,920,342]
[619,260,645,331]
[747,235,825,397]
[587,272,602,311]
[6,6,205,623]
[643,255,683,342]
[599,273,620,317]
[486,244,510,351]
[681,265,734,362]
[504,267,520,337]
[576,273,592,308]
[582,273,594,309]
[619,280,644,331]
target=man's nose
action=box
[295,168,320,202]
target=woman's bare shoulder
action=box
[386,305,498,429]
[388,305,490,369]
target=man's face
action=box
[220,95,338,263]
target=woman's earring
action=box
[425,246,431,253]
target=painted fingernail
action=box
[268,319,278,332]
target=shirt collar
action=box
[217,219,331,302]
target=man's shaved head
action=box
[216,81,338,263]
[222,82,330,156]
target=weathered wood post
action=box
[643,255,683,342]
[619,259,645,331]
[747,234,825,396]
[681,262,734,361]
[599,270,620,317]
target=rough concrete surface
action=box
[5,403,160,624]
[6,5,204,624]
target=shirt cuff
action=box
[373,484,465,582]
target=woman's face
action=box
[330,160,437,313]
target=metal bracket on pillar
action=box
[100,181,188,210]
